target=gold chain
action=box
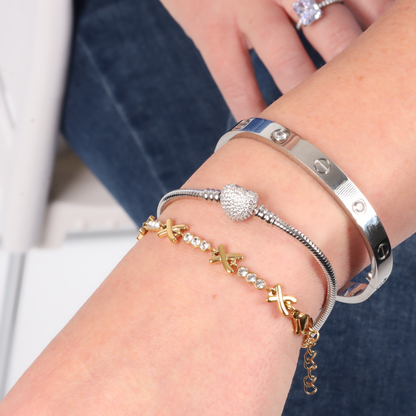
[138,216,320,394]
[302,328,320,395]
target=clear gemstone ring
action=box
[293,0,344,30]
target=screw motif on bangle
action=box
[215,117,393,303]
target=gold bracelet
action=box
[138,215,320,395]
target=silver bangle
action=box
[157,184,337,332]
[215,117,393,304]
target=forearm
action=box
[2,0,416,414]
[262,0,416,246]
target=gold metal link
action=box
[267,284,298,317]
[137,215,156,240]
[302,328,319,395]
[139,216,321,396]
[209,244,243,273]
[157,218,188,243]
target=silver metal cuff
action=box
[215,117,393,304]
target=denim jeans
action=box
[62,0,416,414]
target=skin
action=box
[1,0,416,414]
[160,0,394,119]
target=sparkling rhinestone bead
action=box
[238,267,249,278]
[220,184,258,221]
[200,241,210,251]
[246,273,257,283]
[255,279,266,290]
[191,237,201,247]
[183,233,193,243]
[293,0,322,26]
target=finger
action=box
[344,0,395,28]
[195,27,267,120]
[242,3,317,94]
[286,1,362,62]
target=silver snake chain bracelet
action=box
[157,184,337,332]
[215,117,393,304]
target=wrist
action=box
[150,134,365,404]
[179,138,368,298]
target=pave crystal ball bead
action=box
[220,184,258,221]
[293,0,322,26]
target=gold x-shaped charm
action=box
[209,244,243,273]
[267,284,297,317]
[157,218,188,243]
[267,285,313,334]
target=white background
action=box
[0,230,136,394]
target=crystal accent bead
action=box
[200,241,210,251]
[191,237,201,247]
[293,1,322,26]
[238,267,248,277]
[183,233,193,243]
[246,273,257,283]
[220,184,258,221]
[255,279,266,290]
[147,220,161,230]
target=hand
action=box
[160,0,394,120]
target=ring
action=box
[293,0,344,30]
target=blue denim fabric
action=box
[62,0,416,414]
[284,237,416,415]
[64,0,231,224]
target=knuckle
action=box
[366,1,392,23]
[326,25,359,57]
[187,4,231,45]
[208,56,234,80]
[221,81,253,104]
[190,18,222,46]
[250,21,275,44]
[271,47,309,76]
